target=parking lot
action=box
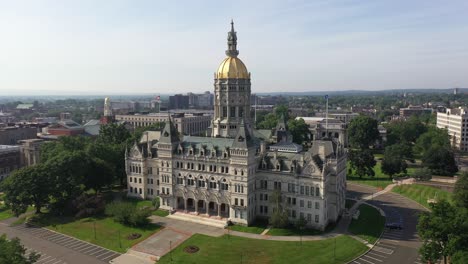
[13,224,120,263]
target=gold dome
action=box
[216,57,250,79]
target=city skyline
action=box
[1,0,468,95]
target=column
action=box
[184,199,188,213]
[195,200,199,215]
[217,203,221,218]
[205,201,210,216]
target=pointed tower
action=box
[212,20,252,138]
[157,118,179,158]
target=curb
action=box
[346,202,387,264]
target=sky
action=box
[0,0,468,96]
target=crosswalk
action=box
[13,224,121,263]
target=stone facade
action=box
[0,145,20,181]
[125,22,347,230]
[115,113,211,136]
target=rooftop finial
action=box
[226,20,239,57]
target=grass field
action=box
[349,204,385,244]
[124,197,169,217]
[34,214,161,253]
[347,162,393,189]
[158,234,367,264]
[392,184,452,208]
[0,205,34,221]
[227,219,268,234]
[267,223,334,236]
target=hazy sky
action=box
[1,0,468,95]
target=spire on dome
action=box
[226,20,239,57]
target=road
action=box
[348,183,427,264]
[0,220,115,264]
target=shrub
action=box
[105,201,151,226]
[151,197,160,210]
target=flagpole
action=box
[254,95,257,126]
[325,95,329,136]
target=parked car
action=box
[385,223,403,230]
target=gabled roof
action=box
[158,118,179,144]
[232,120,254,149]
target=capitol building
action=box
[125,21,347,230]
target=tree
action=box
[105,201,151,226]
[269,190,289,228]
[287,118,309,144]
[98,123,131,145]
[411,168,432,181]
[348,115,380,149]
[381,144,408,178]
[275,105,289,120]
[417,200,468,264]
[451,251,468,264]
[257,113,278,129]
[454,172,468,208]
[386,116,427,146]
[152,197,160,210]
[295,215,307,244]
[348,149,376,178]
[422,146,458,176]
[0,235,40,264]
[0,164,52,215]
[414,127,450,157]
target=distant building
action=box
[399,105,432,118]
[0,112,15,124]
[18,139,44,167]
[169,94,190,109]
[187,92,214,109]
[115,112,212,136]
[298,117,347,147]
[315,112,359,124]
[42,120,85,137]
[0,126,37,145]
[60,112,71,121]
[0,145,20,181]
[437,107,468,151]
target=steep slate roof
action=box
[232,120,255,149]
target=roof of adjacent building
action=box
[16,104,34,110]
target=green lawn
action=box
[158,234,367,264]
[392,184,452,208]
[227,219,268,234]
[347,160,394,189]
[33,214,162,253]
[152,209,169,217]
[0,206,14,221]
[345,199,356,210]
[124,197,169,217]
[0,206,34,221]
[349,204,385,244]
[267,222,335,236]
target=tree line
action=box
[0,122,163,217]
[348,114,458,179]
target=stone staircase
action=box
[168,212,227,228]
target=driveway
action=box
[348,183,426,264]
